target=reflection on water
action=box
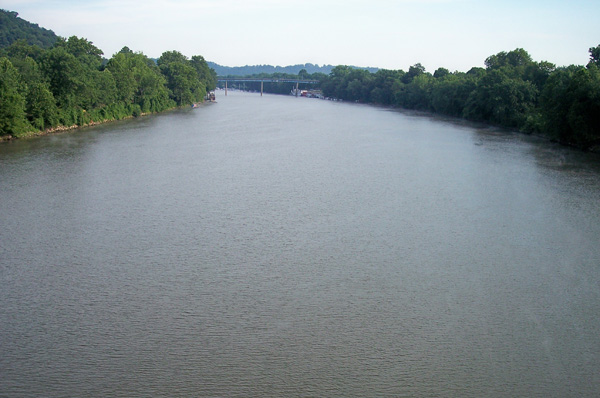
[1,92,600,397]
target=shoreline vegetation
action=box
[0,106,183,142]
[1,10,599,153]
[0,35,217,142]
[0,10,217,142]
[222,48,600,153]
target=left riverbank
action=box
[0,106,185,143]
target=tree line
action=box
[0,36,217,138]
[208,62,378,76]
[319,47,600,150]
[1,4,598,149]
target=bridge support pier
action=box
[217,78,318,97]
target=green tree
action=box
[105,50,173,114]
[566,65,600,147]
[402,63,426,84]
[321,65,352,99]
[190,55,216,93]
[524,60,555,90]
[433,67,450,79]
[396,73,433,110]
[55,36,103,69]
[370,69,404,104]
[26,81,58,129]
[40,46,85,109]
[1,39,44,62]
[106,52,137,103]
[298,68,309,79]
[463,69,538,128]
[430,72,476,117]
[157,50,189,66]
[158,51,202,105]
[588,44,600,68]
[0,57,29,136]
[485,48,533,71]
[540,66,578,142]
[542,65,600,148]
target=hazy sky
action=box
[3,0,599,72]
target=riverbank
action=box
[0,105,186,143]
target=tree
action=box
[402,63,426,84]
[157,50,188,67]
[1,39,44,62]
[542,64,600,148]
[485,48,533,70]
[433,67,450,79]
[588,44,600,68]
[298,68,309,79]
[55,36,103,69]
[190,55,216,92]
[370,69,404,104]
[565,65,600,147]
[0,57,29,136]
[158,51,203,105]
[524,61,555,90]
[430,72,476,117]
[105,52,137,103]
[396,73,433,110]
[26,82,58,129]
[106,50,173,114]
[463,68,538,128]
[41,46,85,109]
[321,65,352,99]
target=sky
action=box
[2,0,599,72]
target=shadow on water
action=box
[386,105,600,172]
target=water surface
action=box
[1,91,600,397]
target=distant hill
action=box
[207,62,378,76]
[0,9,58,48]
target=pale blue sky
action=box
[2,0,598,71]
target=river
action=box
[1,91,600,397]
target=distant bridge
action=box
[217,77,320,96]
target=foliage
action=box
[105,49,173,113]
[540,64,600,147]
[0,14,216,138]
[0,57,29,136]
[462,69,538,128]
[158,51,205,105]
[0,9,58,49]
[191,55,217,92]
[319,47,600,150]
[588,44,600,68]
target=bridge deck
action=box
[217,78,319,84]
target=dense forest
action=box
[0,10,216,139]
[317,48,600,151]
[0,10,58,48]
